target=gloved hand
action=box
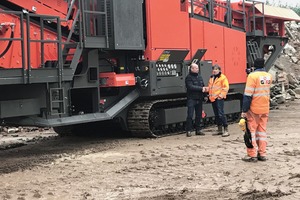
[238,118,246,132]
[239,117,254,148]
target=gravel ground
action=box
[0,100,300,200]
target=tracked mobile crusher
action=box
[0,0,298,137]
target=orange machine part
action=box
[7,0,69,20]
[189,19,246,84]
[6,0,74,28]
[189,18,204,61]
[223,27,246,84]
[144,0,190,61]
[203,21,225,67]
[99,72,136,88]
[0,12,69,69]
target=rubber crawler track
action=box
[127,98,186,138]
[127,98,241,138]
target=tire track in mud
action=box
[0,132,132,174]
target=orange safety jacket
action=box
[208,73,229,102]
[244,71,272,114]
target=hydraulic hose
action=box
[0,25,14,58]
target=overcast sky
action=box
[231,0,299,7]
[268,0,299,7]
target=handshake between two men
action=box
[202,86,224,100]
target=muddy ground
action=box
[0,100,300,200]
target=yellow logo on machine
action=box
[159,53,171,62]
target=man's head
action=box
[190,63,199,74]
[212,64,221,75]
[254,58,265,69]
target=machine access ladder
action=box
[247,40,261,64]
[81,0,109,48]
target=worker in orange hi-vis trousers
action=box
[241,58,272,162]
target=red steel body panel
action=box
[144,0,190,61]
[189,19,247,84]
[223,27,247,84]
[203,21,224,67]
[189,18,204,60]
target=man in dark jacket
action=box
[185,63,205,137]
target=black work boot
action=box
[186,131,192,137]
[213,125,223,136]
[222,126,230,137]
[218,125,223,134]
[257,154,267,161]
[242,156,258,162]
[195,130,205,136]
[258,156,267,161]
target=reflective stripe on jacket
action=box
[208,74,229,102]
[244,71,272,114]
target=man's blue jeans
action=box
[186,99,202,131]
[212,99,228,127]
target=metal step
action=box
[50,88,65,115]
[247,41,261,64]
[62,43,82,69]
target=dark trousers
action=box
[186,99,202,131]
[212,99,228,127]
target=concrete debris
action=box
[283,43,296,55]
[294,88,300,95]
[269,21,300,109]
[287,89,297,97]
[1,126,53,136]
[289,21,300,31]
[291,57,298,64]
[287,73,299,85]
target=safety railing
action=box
[248,0,265,36]
[25,14,63,84]
[189,0,246,32]
[0,10,26,84]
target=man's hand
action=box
[241,112,247,118]
[202,87,208,92]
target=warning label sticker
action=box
[159,53,171,62]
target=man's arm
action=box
[241,74,255,116]
[242,95,252,112]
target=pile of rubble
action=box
[269,21,300,108]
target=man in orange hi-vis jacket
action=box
[241,58,272,162]
[205,64,229,137]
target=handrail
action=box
[0,10,26,83]
[64,0,76,22]
[248,0,265,35]
[189,0,246,31]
